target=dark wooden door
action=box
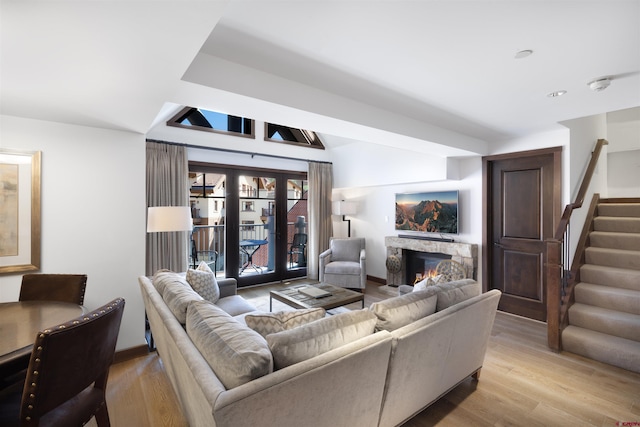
[484,148,561,322]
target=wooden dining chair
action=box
[6,298,126,426]
[19,274,87,305]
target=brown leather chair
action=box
[3,298,125,426]
[19,274,87,305]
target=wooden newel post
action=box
[546,239,562,352]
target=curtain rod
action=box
[146,138,332,165]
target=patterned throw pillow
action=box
[187,261,220,304]
[245,308,326,337]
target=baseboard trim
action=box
[113,344,149,364]
[367,275,386,285]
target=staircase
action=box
[562,200,640,373]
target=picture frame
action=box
[0,149,41,274]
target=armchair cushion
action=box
[331,238,363,262]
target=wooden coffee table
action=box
[270,283,364,311]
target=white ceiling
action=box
[2,1,639,156]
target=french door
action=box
[189,162,308,287]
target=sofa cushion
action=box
[152,269,186,298]
[369,288,438,331]
[187,261,220,303]
[186,301,273,389]
[245,308,326,337]
[435,279,480,311]
[162,275,203,324]
[215,295,259,317]
[266,310,377,369]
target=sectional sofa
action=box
[139,272,500,427]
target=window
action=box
[168,107,254,138]
[265,123,325,149]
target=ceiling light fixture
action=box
[514,49,533,59]
[547,90,567,98]
[588,77,611,92]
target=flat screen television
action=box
[395,190,459,234]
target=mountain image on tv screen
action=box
[395,192,458,234]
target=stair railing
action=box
[546,138,608,351]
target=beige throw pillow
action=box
[186,301,273,389]
[187,261,220,303]
[266,310,377,370]
[245,308,326,337]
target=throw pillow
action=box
[413,274,443,292]
[369,287,438,331]
[187,261,220,304]
[245,308,326,337]
[266,310,377,370]
[186,301,273,389]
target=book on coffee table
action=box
[298,286,332,298]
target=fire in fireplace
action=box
[405,250,451,284]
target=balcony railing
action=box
[190,222,306,275]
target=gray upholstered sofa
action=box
[139,272,500,427]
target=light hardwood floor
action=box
[92,281,640,427]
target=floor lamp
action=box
[147,206,193,270]
[333,201,357,237]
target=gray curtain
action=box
[307,161,333,280]
[146,141,190,275]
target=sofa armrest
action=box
[218,278,238,298]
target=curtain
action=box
[307,161,333,280]
[146,141,190,275]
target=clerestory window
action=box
[168,107,254,138]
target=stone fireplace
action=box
[385,236,478,286]
[405,251,451,284]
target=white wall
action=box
[608,149,640,197]
[0,115,146,352]
[332,156,483,281]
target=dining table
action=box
[0,301,87,373]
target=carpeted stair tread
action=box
[597,203,640,217]
[580,264,640,291]
[589,231,640,251]
[562,325,640,373]
[568,303,640,341]
[584,247,640,270]
[574,282,640,315]
[593,216,640,233]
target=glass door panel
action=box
[286,178,308,271]
[238,175,275,276]
[189,172,226,277]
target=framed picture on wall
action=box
[0,149,41,274]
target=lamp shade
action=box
[147,206,193,232]
[332,201,356,216]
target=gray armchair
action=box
[319,237,366,290]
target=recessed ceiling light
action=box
[514,49,533,59]
[547,90,567,98]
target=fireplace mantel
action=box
[385,236,478,286]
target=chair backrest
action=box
[20,274,87,305]
[19,298,125,426]
[329,237,365,262]
[291,233,307,248]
